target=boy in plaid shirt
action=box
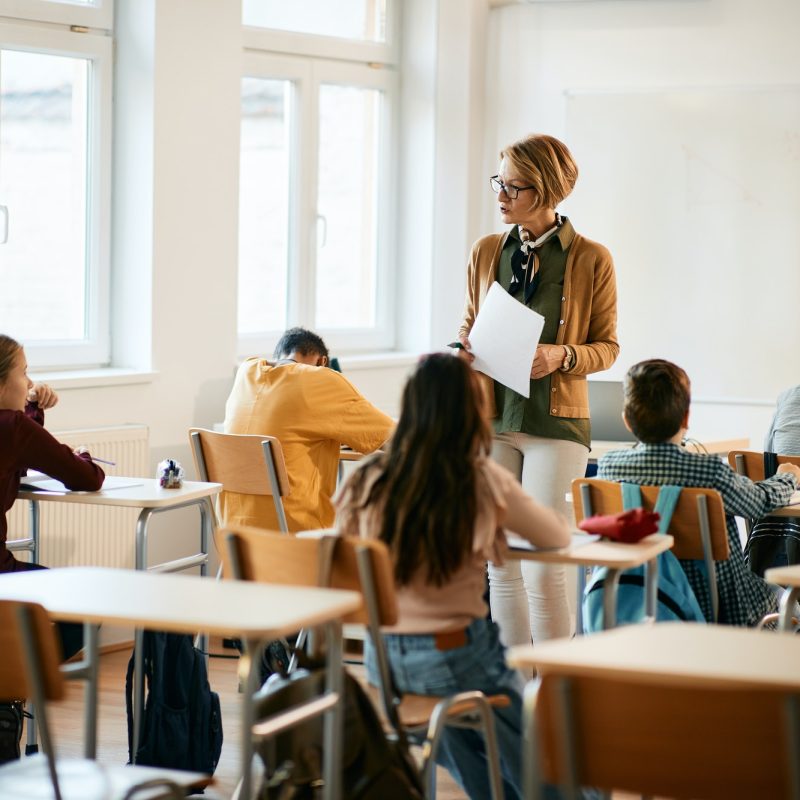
[598,359,800,625]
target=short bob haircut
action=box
[623,359,691,444]
[500,134,578,210]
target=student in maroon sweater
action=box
[0,334,105,658]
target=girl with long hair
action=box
[336,353,570,800]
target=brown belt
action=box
[433,627,468,651]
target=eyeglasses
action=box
[489,176,536,200]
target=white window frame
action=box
[0,17,112,368]
[239,39,398,357]
[0,0,112,30]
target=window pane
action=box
[0,49,89,341]
[238,77,290,335]
[243,0,386,42]
[315,84,380,329]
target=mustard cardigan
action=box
[458,229,619,419]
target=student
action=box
[336,353,570,800]
[223,327,394,532]
[598,359,800,626]
[0,334,105,658]
[765,384,800,455]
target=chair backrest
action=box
[220,525,397,627]
[571,478,729,561]
[728,449,800,482]
[532,671,800,799]
[0,600,64,703]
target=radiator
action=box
[7,424,149,568]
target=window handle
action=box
[0,206,7,244]
[316,214,327,248]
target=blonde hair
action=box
[0,335,22,385]
[500,134,578,209]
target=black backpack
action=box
[746,452,800,577]
[125,632,223,780]
[0,701,24,765]
[254,658,424,800]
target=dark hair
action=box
[0,335,22,385]
[273,327,329,360]
[623,359,691,443]
[345,353,492,587]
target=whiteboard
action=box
[564,87,800,402]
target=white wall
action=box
[485,0,799,447]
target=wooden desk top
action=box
[17,477,222,509]
[507,622,800,691]
[765,564,800,587]
[589,437,750,462]
[507,533,673,568]
[0,567,361,639]
[768,491,800,518]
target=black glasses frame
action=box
[489,175,536,200]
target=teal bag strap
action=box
[621,483,642,511]
[652,485,682,533]
[621,483,681,534]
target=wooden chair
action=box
[0,600,209,800]
[523,669,800,799]
[572,478,729,622]
[221,525,510,800]
[188,427,291,533]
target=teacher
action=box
[458,133,619,645]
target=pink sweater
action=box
[336,457,569,633]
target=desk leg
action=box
[197,499,214,659]
[779,587,800,632]
[240,640,263,800]
[25,500,41,754]
[644,557,659,621]
[84,622,99,759]
[322,620,344,800]
[131,627,145,764]
[574,566,586,636]
[135,508,155,571]
[602,569,621,630]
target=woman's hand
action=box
[455,334,475,364]
[27,383,59,410]
[777,463,800,484]
[530,345,565,379]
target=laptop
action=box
[588,380,636,443]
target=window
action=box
[238,9,397,356]
[0,7,112,368]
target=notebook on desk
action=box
[588,379,636,443]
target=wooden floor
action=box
[28,639,467,799]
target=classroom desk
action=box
[0,566,361,800]
[16,476,222,573]
[589,437,750,463]
[507,533,674,632]
[765,564,800,632]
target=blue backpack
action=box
[582,484,706,632]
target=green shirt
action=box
[493,220,591,449]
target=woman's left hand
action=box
[28,383,59,410]
[530,345,564,379]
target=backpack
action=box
[0,701,24,765]
[253,656,425,800]
[125,632,223,781]
[745,452,800,577]
[582,484,707,631]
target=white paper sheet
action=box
[19,475,143,493]
[468,283,544,398]
[505,532,600,552]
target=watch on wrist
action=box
[561,346,574,372]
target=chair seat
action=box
[365,684,511,729]
[0,756,211,799]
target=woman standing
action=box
[0,334,104,658]
[458,134,619,645]
[337,354,570,800]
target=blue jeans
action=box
[365,618,526,800]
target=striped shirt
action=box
[598,442,797,626]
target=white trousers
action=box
[488,432,588,645]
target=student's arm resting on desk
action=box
[14,411,105,491]
[713,459,798,518]
[483,459,571,549]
